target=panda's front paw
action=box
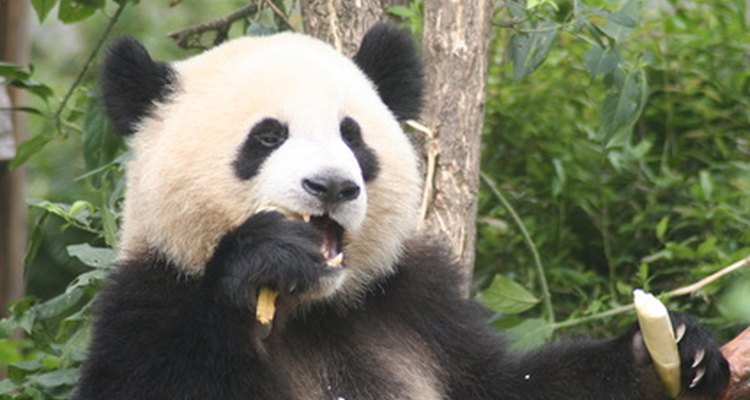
[206,211,329,309]
[669,312,730,398]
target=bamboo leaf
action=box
[584,44,621,77]
[508,22,559,81]
[477,275,540,314]
[31,0,59,22]
[58,0,105,24]
[67,244,116,269]
[505,318,554,351]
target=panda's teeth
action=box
[302,213,311,223]
[327,252,344,267]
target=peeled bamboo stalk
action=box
[634,289,681,398]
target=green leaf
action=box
[0,62,31,79]
[0,106,45,116]
[508,22,559,81]
[35,288,86,320]
[67,244,116,269]
[58,0,104,24]
[527,0,558,10]
[0,378,19,394]
[584,44,621,77]
[598,68,649,147]
[656,216,669,241]
[9,134,53,169]
[67,269,109,292]
[505,318,553,351]
[477,275,540,314]
[27,368,80,388]
[387,5,415,18]
[8,78,54,99]
[699,170,713,201]
[697,236,717,256]
[607,12,636,28]
[31,0,59,22]
[58,325,91,365]
[82,94,123,176]
[506,0,528,19]
[601,0,641,41]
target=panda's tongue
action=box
[309,216,344,268]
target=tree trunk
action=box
[0,0,29,316]
[300,0,408,56]
[417,0,491,290]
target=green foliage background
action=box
[1,0,749,398]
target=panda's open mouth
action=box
[308,215,344,269]
[257,206,344,268]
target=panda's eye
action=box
[251,119,288,148]
[340,117,362,148]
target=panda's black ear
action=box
[353,24,424,121]
[100,36,176,135]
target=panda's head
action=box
[101,25,423,303]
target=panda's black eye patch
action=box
[252,118,288,148]
[233,118,288,180]
[340,117,380,182]
[340,117,362,148]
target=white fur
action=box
[119,33,422,302]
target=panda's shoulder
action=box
[378,237,467,304]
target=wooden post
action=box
[0,0,30,316]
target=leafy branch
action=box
[168,2,260,49]
[552,255,750,331]
[53,2,128,136]
[481,172,555,323]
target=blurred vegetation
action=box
[476,0,750,349]
[1,0,749,397]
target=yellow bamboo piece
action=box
[633,289,681,398]
[256,286,279,325]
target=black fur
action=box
[74,217,729,399]
[340,117,380,182]
[100,36,176,135]
[205,211,330,307]
[354,23,424,121]
[234,119,289,181]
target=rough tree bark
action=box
[0,0,29,317]
[301,1,493,293]
[418,0,491,287]
[300,0,409,56]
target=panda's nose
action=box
[302,176,361,205]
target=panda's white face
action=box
[116,32,422,302]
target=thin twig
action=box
[492,18,526,28]
[168,2,259,49]
[481,172,556,323]
[550,255,750,330]
[54,2,127,135]
[263,0,296,31]
[406,119,438,227]
[552,303,635,330]
[666,255,750,298]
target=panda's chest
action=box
[270,316,445,400]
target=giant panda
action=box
[74,24,729,400]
